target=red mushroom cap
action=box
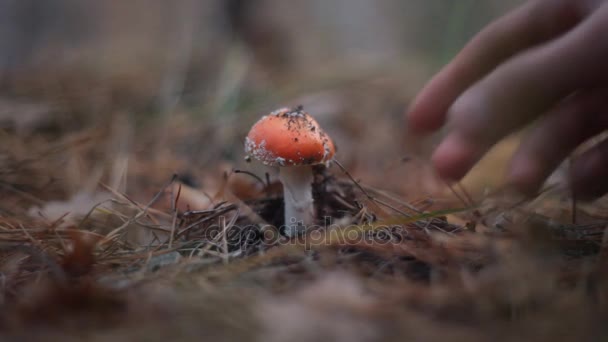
[245,107,335,167]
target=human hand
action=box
[407,0,608,198]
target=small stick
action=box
[233,169,266,188]
[456,182,475,207]
[169,183,182,248]
[446,182,469,207]
[333,159,413,218]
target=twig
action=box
[446,181,469,207]
[333,159,416,217]
[76,199,114,230]
[169,183,182,248]
[221,210,240,264]
[233,169,266,188]
[99,175,178,245]
[456,182,475,207]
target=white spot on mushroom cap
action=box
[275,157,286,166]
[245,137,279,166]
[269,107,306,118]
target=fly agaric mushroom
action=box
[245,106,335,236]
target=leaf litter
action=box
[0,87,607,342]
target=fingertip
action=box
[431,134,481,181]
[507,156,544,196]
[406,97,447,134]
[570,144,608,199]
[406,71,462,134]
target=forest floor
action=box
[0,67,607,341]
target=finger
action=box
[570,134,608,199]
[433,3,608,181]
[407,0,588,133]
[508,89,608,193]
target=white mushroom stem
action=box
[279,165,315,236]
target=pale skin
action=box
[407,0,608,198]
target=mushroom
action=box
[245,106,335,236]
